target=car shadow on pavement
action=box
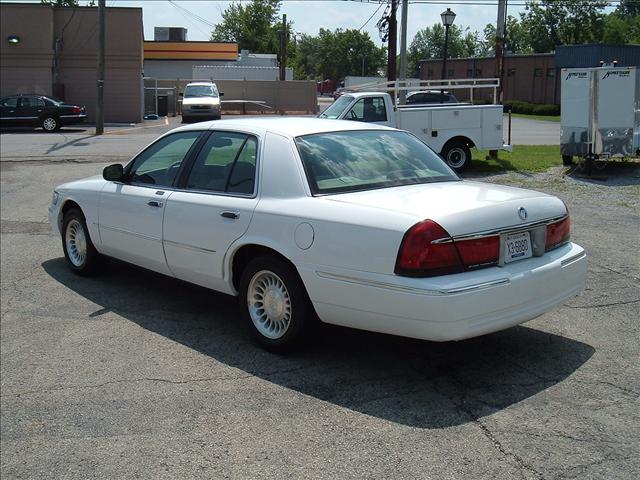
[42,257,595,429]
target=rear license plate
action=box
[504,231,532,264]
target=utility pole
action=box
[490,0,507,160]
[496,0,507,102]
[95,0,105,135]
[387,0,397,84]
[279,14,287,81]
[398,0,408,104]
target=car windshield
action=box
[296,130,459,194]
[318,95,353,119]
[185,85,218,98]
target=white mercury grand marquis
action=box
[48,117,587,350]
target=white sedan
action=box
[48,118,587,350]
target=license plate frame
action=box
[503,231,533,264]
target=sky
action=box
[88,0,529,46]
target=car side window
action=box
[185,131,257,195]
[1,97,18,108]
[127,131,201,187]
[19,97,44,108]
[347,97,387,122]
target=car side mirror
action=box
[219,92,224,97]
[179,92,184,97]
[103,163,125,182]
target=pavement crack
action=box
[589,261,640,281]
[564,298,640,309]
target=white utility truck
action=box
[561,65,639,171]
[320,78,512,171]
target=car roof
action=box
[186,82,216,86]
[171,116,397,137]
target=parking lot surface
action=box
[1,128,639,479]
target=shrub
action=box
[503,100,560,116]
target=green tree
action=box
[603,11,640,43]
[308,28,385,82]
[482,16,532,56]
[520,1,608,53]
[407,24,479,77]
[210,0,282,54]
[616,0,640,16]
[291,34,321,79]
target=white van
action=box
[181,82,222,123]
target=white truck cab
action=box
[320,81,512,171]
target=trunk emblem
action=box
[518,207,528,221]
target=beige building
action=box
[0,2,143,123]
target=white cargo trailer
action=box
[561,66,639,167]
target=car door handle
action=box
[220,211,239,219]
[147,200,163,207]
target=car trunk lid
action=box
[324,180,566,237]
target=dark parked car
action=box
[405,90,459,105]
[0,94,86,131]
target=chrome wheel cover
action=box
[446,147,467,169]
[65,219,87,267]
[247,270,292,339]
[43,117,57,131]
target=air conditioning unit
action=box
[154,27,187,42]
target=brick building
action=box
[0,2,143,123]
[419,44,640,105]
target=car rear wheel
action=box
[441,143,471,171]
[62,208,102,276]
[42,116,59,132]
[239,256,315,351]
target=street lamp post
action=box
[440,8,456,102]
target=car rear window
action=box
[295,130,459,194]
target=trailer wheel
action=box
[441,143,471,172]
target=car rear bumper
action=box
[301,242,587,341]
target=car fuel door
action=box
[162,131,260,292]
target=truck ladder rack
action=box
[343,78,501,106]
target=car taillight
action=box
[546,216,570,251]
[455,236,500,269]
[71,106,82,114]
[395,220,464,277]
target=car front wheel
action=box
[239,256,315,351]
[62,208,102,275]
[42,116,59,132]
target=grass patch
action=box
[471,145,562,173]
[507,113,561,122]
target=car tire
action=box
[61,208,102,276]
[42,116,60,132]
[441,142,472,172]
[181,116,191,123]
[562,155,574,166]
[239,255,316,352]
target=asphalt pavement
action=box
[1,125,638,479]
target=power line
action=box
[168,0,210,37]
[359,1,386,31]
